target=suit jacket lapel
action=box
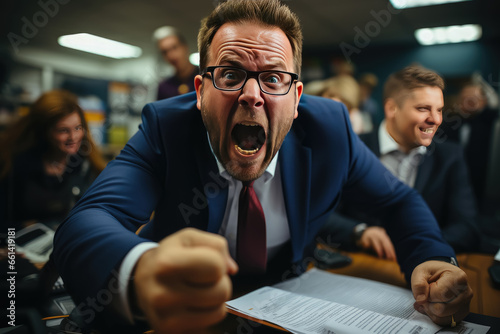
[370,125,382,156]
[371,131,381,157]
[193,118,228,233]
[360,125,381,156]
[414,144,434,193]
[279,129,312,263]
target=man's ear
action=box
[294,81,303,119]
[384,98,397,120]
[194,75,203,111]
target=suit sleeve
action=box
[53,102,165,311]
[316,212,364,250]
[340,119,455,282]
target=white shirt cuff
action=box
[116,242,159,323]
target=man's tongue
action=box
[233,123,265,155]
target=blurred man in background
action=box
[153,26,198,100]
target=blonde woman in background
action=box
[307,75,373,134]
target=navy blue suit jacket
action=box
[321,127,480,253]
[440,108,498,204]
[53,93,454,320]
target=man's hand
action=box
[358,226,396,261]
[132,228,238,333]
[411,260,473,326]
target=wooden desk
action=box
[455,253,500,318]
[326,252,500,318]
[325,251,406,288]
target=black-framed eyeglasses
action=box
[201,66,299,96]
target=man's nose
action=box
[238,78,264,107]
[429,109,442,125]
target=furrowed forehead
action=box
[208,22,293,71]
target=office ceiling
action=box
[1,0,499,64]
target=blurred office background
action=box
[1,3,500,329]
[0,0,499,199]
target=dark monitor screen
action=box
[16,228,47,246]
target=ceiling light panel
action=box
[415,24,482,45]
[58,33,142,59]
[390,0,471,9]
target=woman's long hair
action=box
[0,89,107,179]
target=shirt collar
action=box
[207,132,278,182]
[378,120,427,156]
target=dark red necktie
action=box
[237,180,267,274]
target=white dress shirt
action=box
[215,152,290,261]
[378,121,426,188]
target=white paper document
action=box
[494,248,500,262]
[226,268,490,334]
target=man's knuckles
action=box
[149,275,231,310]
[155,247,226,282]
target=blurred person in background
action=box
[153,26,198,100]
[320,75,372,134]
[441,82,499,206]
[331,58,355,77]
[318,65,481,256]
[0,89,106,229]
[358,72,380,124]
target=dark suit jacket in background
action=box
[318,125,480,253]
[53,93,455,328]
[440,108,498,206]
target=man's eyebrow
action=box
[414,103,444,110]
[217,58,243,68]
[260,63,288,71]
[217,58,288,71]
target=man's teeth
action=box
[235,145,260,155]
[421,128,434,134]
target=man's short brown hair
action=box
[197,0,303,76]
[383,65,445,105]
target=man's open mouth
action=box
[232,123,266,156]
